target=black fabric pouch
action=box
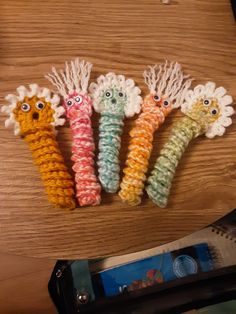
[48,261,236,314]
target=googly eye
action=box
[21,103,31,112]
[153,95,160,102]
[211,108,218,115]
[105,90,113,99]
[163,100,169,107]
[118,92,125,98]
[75,96,82,104]
[203,98,211,106]
[35,101,45,110]
[67,99,73,106]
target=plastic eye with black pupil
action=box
[163,100,169,106]
[105,91,112,98]
[21,103,31,112]
[75,97,82,103]
[118,92,124,98]
[36,102,45,110]
[67,100,73,106]
[203,99,211,106]
[211,109,218,115]
[153,95,160,101]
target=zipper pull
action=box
[56,265,67,278]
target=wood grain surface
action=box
[0,0,235,259]
[0,253,55,314]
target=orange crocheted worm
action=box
[119,61,193,206]
[2,84,76,210]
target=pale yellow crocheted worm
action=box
[146,82,234,208]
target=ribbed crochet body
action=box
[24,127,75,209]
[146,116,202,207]
[120,110,165,205]
[70,112,101,206]
[97,113,124,193]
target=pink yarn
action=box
[64,92,101,206]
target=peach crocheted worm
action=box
[46,58,101,207]
[146,82,234,208]
[119,61,193,206]
[1,84,76,210]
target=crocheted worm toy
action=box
[1,84,75,210]
[146,82,234,208]
[89,73,142,193]
[119,61,192,206]
[46,59,101,207]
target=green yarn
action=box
[146,116,203,207]
[97,88,127,193]
[98,112,125,193]
[101,88,127,116]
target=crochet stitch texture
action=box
[89,73,142,193]
[46,59,101,206]
[2,84,75,209]
[146,82,234,207]
[119,61,192,206]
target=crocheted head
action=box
[2,84,64,135]
[45,58,93,119]
[182,82,234,138]
[143,61,192,117]
[89,72,142,117]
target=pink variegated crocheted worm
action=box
[45,58,101,207]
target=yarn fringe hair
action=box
[143,60,193,108]
[45,58,92,97]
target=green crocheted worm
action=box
[89,73,142,193]
[98,105,125,193]
[146,116,202,207]
[146,81,234,208]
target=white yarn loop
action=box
[45,58,92,97]
[143,60,193,108]
[1,84,64,135]
[89,72,142,117]
[182,81,234,138]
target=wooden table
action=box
[0,253,56,314]
[0,0,236,261]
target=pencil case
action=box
[48,243,230,314]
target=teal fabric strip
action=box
[71,260,95,302]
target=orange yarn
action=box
[119,61,193,206]
[24,128,75,209]
[8,88,76,210]
[119,94,171,206]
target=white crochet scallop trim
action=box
[1,84,65,135]
[89,72,142,118]
[143,60,193,109]
[45,58,92,97]
[181,81,234,138]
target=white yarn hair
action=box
[181,82,234,138]
[143,60,193,108]
[1,84,65,135]
[89,72,142,117]
[45,58,92,98]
